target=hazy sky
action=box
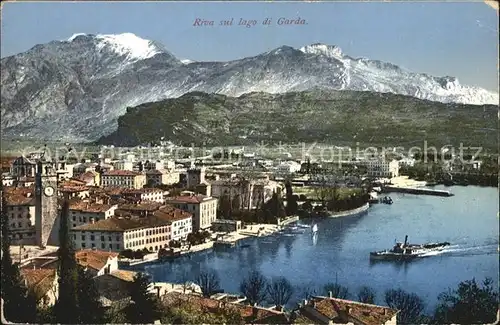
[1,1,498,92]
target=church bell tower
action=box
[35,159,59,248]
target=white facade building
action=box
[4,187,36,245]
[165,194,218,232]
[101,170,146,189]
[67,201,118,229]
[276,161,302,175]
[367,159,400,178]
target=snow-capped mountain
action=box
[1,33,497,141]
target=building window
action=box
[109,244,112,249]
[101,243,105,249]
[101,236,105,241]
[90,235,95,241]
[81,235,85,240]
[82,243,86,248]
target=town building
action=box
[211,219,242,233]
[1,156,16,174]
[165,193,218,231]
[1,174,15,186]
[72,162,98,177]
[71,206,191,252]
[276,161,302,175]
[186,167,206,188]
[75,249,119,277]
[3,186,36,245]
[145,169,180,186]
[291,295,398,325]
[94,270,137,309]
[12,154,39,177]
[113,160,134,171]
[367,159,400,178]
[67,200,118,229]
[116,202,164,217]
[152,206,193,241]
[398,157,416,167]
[73,171,100,186]
[101,170,146,189]
[161,291,289,324]
[210,177,282,210]
[20,269,59,308]
[121,188,168,203]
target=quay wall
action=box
[383,186,453,197]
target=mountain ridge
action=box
[1,32,498,142]
[96,89,498,151]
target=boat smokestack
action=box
[404,235,408,246]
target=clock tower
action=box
[34,159,59,248]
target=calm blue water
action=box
[136,186,499,312]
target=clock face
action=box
[44,186,55,197]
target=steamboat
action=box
[370,235,450,261]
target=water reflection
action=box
[312,232,318,246]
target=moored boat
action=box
[370,235,450,261]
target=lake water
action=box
[136,185,498,312]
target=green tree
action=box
[218,192,232,219]
[324,282,350,299]
[76,266,106,323]
[262,192,286,222]
[266,276,294,308]
[384,288,426,324]
[432,277,499,324]
[285,181,298,216]
[54,199,79,323]
[126,272,160,323]
[197,270,222,297]
[357,286,376,304]
[240,270,268,306]
[0,190,37,323]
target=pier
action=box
[382,186,454,197]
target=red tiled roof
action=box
[165,194,214,204]
[3,187,35,206]
[153,205,192,222]
[110,270,137,282]
[307,296,398,325]
[75,249,118,271]
[59,185,89,193]
[68,200,115,213]
[63,179,88,186]
[118,202,164,211]
[102,187,126,195]
[20,269,57,301]
[103,170,142,176]
[72,211,177,232]
[1,156,16,169]
[121,188,164,195]
[161,292,286,323]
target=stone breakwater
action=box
[328,203,370,218]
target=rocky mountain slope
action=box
[97,90,498,151]
[1,33,498,142]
